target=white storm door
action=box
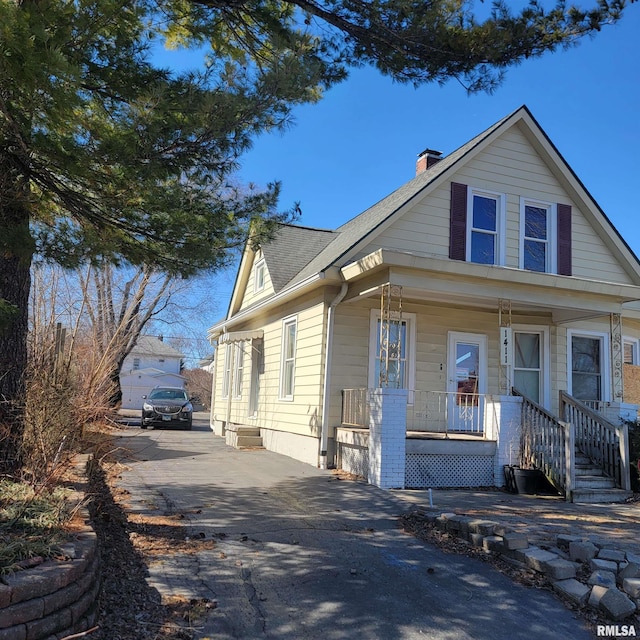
[447,332,487,432]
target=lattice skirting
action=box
[405,453,494,488]
[337,443,369,480]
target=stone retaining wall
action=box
[416,509,639,622]
[0,459,101,640]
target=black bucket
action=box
[513,468,541,495]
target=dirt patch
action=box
[87,453,215,639]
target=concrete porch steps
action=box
[236,426,264,449]
[571,451,632,504]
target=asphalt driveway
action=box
[112,415,595,639]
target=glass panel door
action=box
[447,333,487,432]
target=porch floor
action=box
[338,426,493,441]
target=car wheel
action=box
[184,419,192,431]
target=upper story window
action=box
[254,259,265,293]
[450,183,572,275]
[520,199,556,273]
[133,358,140,370]
[469,192,503,265]
[450,183,505,266]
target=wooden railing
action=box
[513,388,572,495]
[560,391,630,491]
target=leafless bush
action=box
[183,368,213,409]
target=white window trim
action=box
[232,341,245,399]
[279,315,298,401]
[466,188,506,266]
[623,336,639,365]
[368,309,417,398]
[519,198,557,273]
[254,259,266,293]
[222,343,233,399]
[566,329,611,402]
[512,325,551,408]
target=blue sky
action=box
[237,6,639,253]
[157,4,640,351]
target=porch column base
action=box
[368,388,407,489]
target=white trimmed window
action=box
[519,199,557,273]
[254,259,265,293]
[467,189,506,266]
[133,358,140,370]
[512,327,549,407]
[368,310,416,392]
[222,344,232,399]
[567,329,610,403]
[279,317,297,400]
[232,341,245,398]
[623,337,639,365]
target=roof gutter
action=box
[208,269,341,342]
[319,279,349,470]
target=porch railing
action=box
[560,391,630,491]
[408,390,485,434]
[513,388,572,495]
[341,388,486,435]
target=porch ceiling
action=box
[340,249,640,321]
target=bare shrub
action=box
[183,368,213,409]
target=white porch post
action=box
[368,388,407,489]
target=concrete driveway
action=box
[112,414,595,639]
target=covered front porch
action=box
[336,388,633,501]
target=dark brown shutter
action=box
[557,203,572,276]
[450,182,468,261]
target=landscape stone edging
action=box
[415,508,639,623]
[0,456,101,640]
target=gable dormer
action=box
[239,247,274,311]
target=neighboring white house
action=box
[120,335,186,409]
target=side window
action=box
[519,199,556,273]
[623,338,639,365]
[254,260,265,293]
[133,358,140,370]
[232,341,244,398]
[279,317,297,400]
[222,344,232,399]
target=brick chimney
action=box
[416,148,443,175]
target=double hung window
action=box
[279,317,297,400]
[520,200,556,273]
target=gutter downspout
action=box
[319,280,349,469]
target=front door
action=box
[447,332,487,432]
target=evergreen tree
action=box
[0,0,632,469]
